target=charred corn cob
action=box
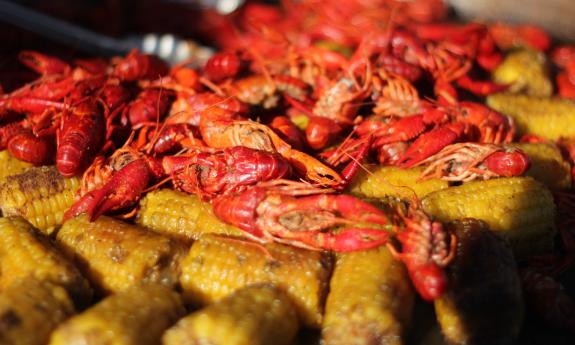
[493,49,553,97]
[435,219,524,345]
[322,247,414,345]
[422,177,555,259]
[163,284,298,345]
[49,284,184,345]
[0,166,79,234]
[512,142,571,190]
[0,150,32,184]
[56,215,187,294]
[487,93,575,140]
[349,165,449,199]
[137,188,244,241]
[0,217,91,306]
[0,278,75,345]
[180,234,332,328]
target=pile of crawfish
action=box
[1,0,575,325]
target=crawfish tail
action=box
[56,101,104,177]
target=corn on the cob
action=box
[512,142,571,190]
[322,246,414,345]
[487,93,575,140]
[492,49,553,97]
[422,177,555,259]
[0,217,91,306]
[180,234,332,328]
[0,150,32,184]
[0,278,75,345]
[56,215,187,294]
[163,284,298,345]
[49,283,184,345]
[0,166,79,234]
[137,188,244,241]
[349,165,449,199]
[435,219,524,345]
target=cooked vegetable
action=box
[487,93,575,140]
[163,284,298,345]
[492,49,552,97]
[512,142,571,190]
[322,246,414,345]
[0,217,91,306]
[0,150,32,184]
[49,283,184,345]
[137,188,244,241]
[56,215,187,294]
[0,278,75,345]
[349,165,449,199]
[0,166,80,234]
[179,234,332,328]
[422,177,555,259]
[435,218,524,345]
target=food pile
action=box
[0,0,574,344]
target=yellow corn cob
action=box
[49,283,184,345]
[348,165,449,199]
[512,142,571,190]
[0,278,76,345]
[180,234,332,328]
[487,93,575,140]
[422,177,555,259]
[492,49,552,97]
[56,215,187,294]
[322,247,414,345]
[0,166,79,234]
[137,188,244,241]
[0,217,91,306]
[163,284,298,345]
[0,150,32,184]
[435,219,524,345]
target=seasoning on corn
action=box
[512,142,571,190]
[322,246,414,345]
[0,150,32,184]
[0,166,80,234]
[49,283,184,345]
[492,49,553,97]
[435,218,524,345]
[163,284,298,345]
[56,215,187,294]
[137,188,244,241]
[348,165,449,199]
[0,278,76,345]
[487,93,575,140]
[422,177,555,259]
[179,234,332,328]
[0,216,91,306]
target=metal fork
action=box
[0,0,220,65]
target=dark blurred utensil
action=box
[0,0,215,64]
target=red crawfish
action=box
[387,204,456,301]
[56,99,105,177]
[203,51,244,82]
[416,143,531,182]
[307,75,370,149]
[18,50,71,76]
[199,106,372,190]
[162,146,291,200]
[7,130,54,166]
[211,184,393,252]
[122,88,175,128]
[64,145,164,221]
[112,49,169,82]
[167,92,248,127]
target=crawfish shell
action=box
[435,218,524,345]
